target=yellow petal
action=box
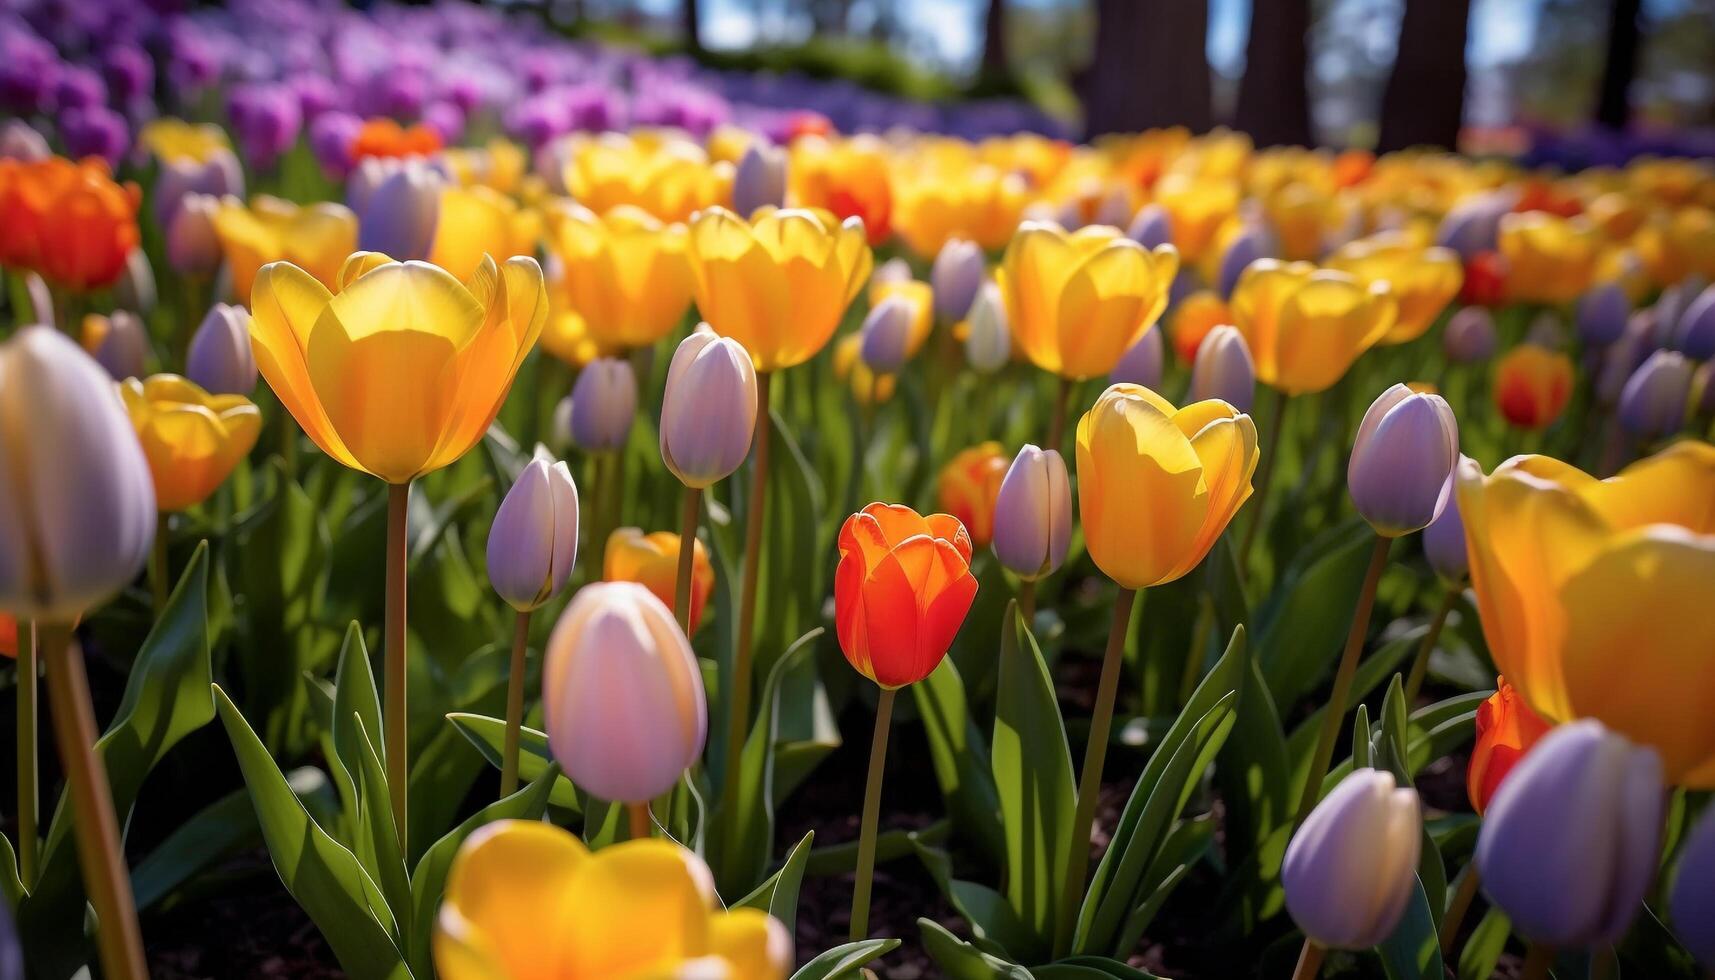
[435,820,590,980]
[248,262,362,472]
[705,909,791,980]
[561,839,716,978]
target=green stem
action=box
[499,609,531,799]
[722,371,772,844]
[1016,579,1036,628]
[1439,865,1481,954]
[1403,586,1458,704]
[16,621,36,886]
[673,485,702,635]
[39,622,148,980]
[1054,586,1138,957]
[1521,944,1555,980]
[1292,534,1392,828]
[1046,376,1073,454]
[385,482,410,853]
[150,516,170,614]
[1290,940,1326,980]
[849,686,898,942]
[1237,387,1289,574]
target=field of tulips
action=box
[3,2,1715,979]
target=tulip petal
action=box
[705,909,790,980]
[562,840,714,977]
[249,261,362,472]
[436,820,589,980]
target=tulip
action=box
[429,184,541,282]
[165,193,224,278]
[936,443,1010,548]
[154,148,244,229]
[964,280,1010,373]
[1576,281,1631,347]
[1127,204,1172,250]
[732,139,786,216]
[561,132,731,224]
[1498,212,1601,305]
[1327,236,1464,345]
[1442,307,1497,364]
[121,375,262,514]
[872,258,913,287]
[566,358,638,453]
[890,155,1027,257]
[1229,261,1396,396]
[660,331,758,489]
[60,107,129,171]
[1214,225,1270,299]
[214,196,359,299]
[435,820,790,980]
[932,238,986,323]
[604,528,716,636]
[1188,324,1255,412]
[1154,174,1239,263]
[1110,325,1164,389]
[834,333,897,406]
[0,156,140,292]
[1670,804,1715,970]
[1492,345,1574,430]
[354,157,444,262]
[1421,478,1469,583]
[1167,290,1233,363]
[1676,285,1715,360]
[0,120,48,161]
[1467,678,1553,815]
[1347,383,1459,537]
[1475,720,1663,948]
[185,304,258,395]
[81,311,148,381]
[544,581,708,803]
[999,221,1180,380]
[991,445,1071,582]
[351,118,444,163]
[859,295,916,373]
[1283,769,1422,951]
[487,452,580,613]
[1617,349,1693,438]
[1436,190,1513,260]
[1456,443,1715,785]
[545,203,693,350]
[789,135,893,245]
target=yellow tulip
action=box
[1230,260,1396,395]
[544,203,693,349]
[1076,384,1258,589]
[563,132,732,224]
[249,251,546,484]
[833,332,896,406]
[1457,443,1715,787]
[137,118,230,163]
[213,195,357,301]
[891,164,1027,256]
[1152,174,1240,263]
[604,527,715,635]
[685,206,872,373]
[121,374,261,511]
[999,221,1179,380]
[435,820,790,980]
[1633,206,1715,287]
[1328,234,1464,344]
[1264,182,1342,262]
[789,135,894,245]
[429,185,542,282]
[443,138,529,196]
[1496,211,1601,304]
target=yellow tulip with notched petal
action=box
[214,195,357,301]
[121,374,261,511]
[1457,443,1715,787]
[1076,383,1258,589]
[1230,260,1396,395]
[685,206,872,372]
[545,203,692,349]
[1328,234,1463,344]
[435,820,790,980]
[1496,211,1601,304]
[429,185,542,282]
[248,250,547,484]
[999,221,1179,380]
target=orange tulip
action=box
[0,156,140,290]
[350,118,444,161]
[790,135,893,246]
[1493,345,1574,430]
[1168,290,1233,363]
[1468,677,1553,815]
[604,527,715,634]
[936,443,1010,547]
[834,503,979,689]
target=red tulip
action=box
[834,503,979,688]
[1468,676,1553,814]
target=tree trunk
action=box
[1082,0,1212,138]
[981,0,1009,78]
[1596,0,1641,129]
[1375,0,1473,152]
[682,0,702,53]
[1232,0,1312,147]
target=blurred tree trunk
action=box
[1233,0,1312,147]
[1375,0,1472,152]
[682,0,702,53]
[1082,0,1212,138]
[1596,0,1641,128]
[982,0,1009,77]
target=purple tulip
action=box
[1421,467,1468,582]
[230,85,303,171]
[931,239,986,324]
[58,107,129,168]
[53,66,108,112]
[1348,383,1460,537]
[1127,204,1172,250]
[1283,770,1423,950]
[186,304,258,395]
[101,45,153,105]
[991,444,1072,581]
[1216,227,1271,299]
[354,158,443,262]
[1575,281,1630,347]
[1671,803,1715,970]
[859,296,915,373]
[308,111,363,180]
[488,451,580,612]
[1617,350,1694,438]
[1675,286,1715,360]
[1109,325,1165,390]
[155,151,244,227]
[86,311,148,381]
[1188,325,1254,411]
[566,358,637,452]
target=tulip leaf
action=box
[736,830,814,937]
[446,712,581,810]
[1351,703,1374,769]
[351,714,413,947]
[1379,673,1412,769]
[0,835,19,909]
[213,685,412,980]
[919,919,1035,980]
[911,839,1028,954]
[1257,519,1376,709]
[1213,654,1292,929]
[1111,814,1215,954]
[991,600,1075,960]
[329,623,383,820]
[912,656,1005,866]
[1283,624,1425,781]
[789,938,902,980]
[1375,873,1444,980]
[1455,907,1510,980]
[1035,957,1162,978]
[801,820,950,877]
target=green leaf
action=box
[1351,704,1374,770]
[447,713,580,810]
[1214,655,1291,929]
[736,831,814,938]
[1379,673,1412,773]
[802,821,950,877]
[1283,625,1423,778]
[1112,816,1214,953]
[919,919,1034,980]
[213,686,411,980]
[1375,874,1445,980]
[0,834,20,908]
[1258,519,1376,709]
[912,840,1028,953]
[912,656,1005,865]
[991,601,1075,960]
[351,715,412,947]
[330,623,385,799]
[789,939,902,980]
[1456,907,1511,980]
[1036,957,1162,978]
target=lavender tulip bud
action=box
[166,194,224,278]
[1109,325,1164,390]
[1653,283,1696,350]
[1598,313,1657,405]
[1576,282,1630,347]
[931,239,985,324]
[1421,461,1469,582]
[1283,769,1423,950]
[660,330,757,489]
[1127,204,1172,250]
[732,140,786,216]
[1348,383,1460,537]
[487,450,579,611]
[991,444,1071,581]
[1670,803,1715,970]
[1476,720,1664,948]
[83,311,148,381]
[1443,307,1497,364]
[0,120,48,161]
[965,281,1010,374]
[0,327,156,620]
[859,296,915,373]
[355,158,443,262]
[155,151,244,227]
[1676,286,1715,361]
[872,257,913,287]
[186,303,258,395]
[567,357,636,452]
[1091,187,1131,229]
[1189,325,1255,411]
[544,581,707,803]
[1617,349,1694,438]
[1216,227,1270,299]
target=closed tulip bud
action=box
[604,528,715,635]
[115,248,157,316]
[121,375,262,512]
[166,193,224,278]
[1189,325,1255,412]
[1348,383,1459,536]
[567,358,637,452]
[0,120,49,161]
[1670,804,1715,970]
[1421,471,1469,582]
[1109,325,1164,389]
[872,257,913,287]
[1467,677,1552,815]
[0,328,156,620]
[543,582,707,803]
[1283,769,1422,950]
[732,140,786,216]
[936,443,1009,547]
[931,238,985,323]
[355,159,444,262]
[81,310,148,381]
[1676,286,1715,360]
[1443,306,1497,364]
[1127,204,1172,250]
[1475,720,1664,948]
[835,503,979,688]
[964,281,1010,373]
[660,330,757,489]
[859,296,916,373]
[1576,281,1630,347]
[991,445,1071,581]
[21,274,52,328]
[1215,227,1269,299]
[186,303,258,395]
[1617,349,1693,438]
[487,452,579,612]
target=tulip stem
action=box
[1237,388,1289,575]
[16,621,36,885]
[1521,943,1555,980]
[628,801,652,840]
[499,609,531,800]
[384,481,410,854]
[1016,579,1035,627]
[1439,865,1481,954]
[1054,585,1138,958]
[38,622,148,980]
[1046,376,1074,453]
[150,517,169,614]
[723,371,771,845]
[673,486,702,635]
[849,685,898,942]
[1292,534,1391,829]
[1403,586,1458,704]
[1289,939,1326,980]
